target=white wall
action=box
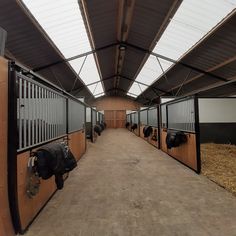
[199,98,236,123]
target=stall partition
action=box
[131,111,139,136]
[139,109,148,139]
[8,62,87,234]
[160,97,200,173]
[68,99,86,161]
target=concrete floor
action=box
[25,129,236,236]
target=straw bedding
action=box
[201,143,236,195]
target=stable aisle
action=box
[25,129,236,236]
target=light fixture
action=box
[119,44,126,51]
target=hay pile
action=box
[201,143,236,195]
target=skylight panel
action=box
[128,0,236,97]
[135,56,172,85]
[94,92,105,98]
[22,0,104,96]
[79,55,102,85]
[128,82,148,97]
[87,82,104,95]
[127,93,137,98]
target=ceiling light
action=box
[119,45,126,51]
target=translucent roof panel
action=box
[127,93,137,98]
[135,56,172,85]
[153,0,236,61]
[128,82,148,96]
[79,55,101,85]
[22,0,103,95]
[87,82,104,95]
[128,0,236,96]
[94,92,105,98]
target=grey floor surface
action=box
[25,129,236,236]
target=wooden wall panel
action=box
[68,130,86,161]
[104,110,126,128]
[116,110,126,128]
[0,57,15,236]
[92,96,141,111]
[17,151,56,231]
[161,129,198,171]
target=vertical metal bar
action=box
[56,94,59,136]
[194,96,201,174]
[50,91,53,139]
[157,105,161,149]
[39,87,42,143]
[52,93,54,138]
[46,90,48,140]
[31,83,35,146]
[19,78,22,150]
[28,81,31,147]
[23,79,27,148]
[50,92,52,139]
[57,96,62,135]
[44,89,47,140]
[49,91,51,139]
[35,85,38,144]
[54,93,56,138]
[51,92,53,139]
[50,91,52,138]
[41,88,44,143]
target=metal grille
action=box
[140,110,148,125]
[132,112,138,124]
[92,109,97,126]
[68,99,85,133]
[86,107,91,122]
[127,114,131,123]
[99,113,103,122]
[17,74,67,151]
[131,113,135,123]
[161,104,167,128]
[148,107,158,127]
[167,98,195,132]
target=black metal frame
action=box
[194,96,201,174]
[8,61,21,234]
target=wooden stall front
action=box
[161,129,198,171]
[139,125,145,139]
[68,130,86,161]
[0,57,15,236]
[147,127,159,148]
[17,151,57,232]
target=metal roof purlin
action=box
[123,42,229,83]
[33,42,119,72]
